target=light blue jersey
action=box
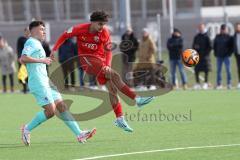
[22,37,61,107]
[22,37,48,90]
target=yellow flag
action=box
[18,64,28,84]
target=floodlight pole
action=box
[84,0,90,21]
[162,0,167,18]
[23,0,31,21]
[119,0,131,34]
[157,14,162,61]
[169,0,174,34]
[141,0,147,20]
[222,0,228,24]
[0,0,4,21]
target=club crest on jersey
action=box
[94,36,99,42]
[82,36,86,41]
[44,97,49,102]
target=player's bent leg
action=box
[106,81,133,132]
[104,67,154,108]
[105,67,136,99]
[55,100,81,136]
[55,99,96,143]
[43,104,56,119]
[21,103,55,146]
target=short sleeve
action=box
[22,41,35,56]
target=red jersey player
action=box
[51,11,154,132]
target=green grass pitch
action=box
[0,90,240,160]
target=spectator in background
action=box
[192,23,212,90]
[0,34,16,93]
[72,37,85,88]
[134,28,156,89]
[42,40,51,74]
[167,28,187,89]
[17,27,30,63]
[58,38,76,90]
[214,24,233,89]
[233,22,240,89]
[16,27,30,93]
[120,27,139,86]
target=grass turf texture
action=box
[0,90,239,160]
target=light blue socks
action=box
[60,111,82,136]
[26,110,81,136]
[26,111,47,131]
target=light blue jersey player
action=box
[20,21,96,146]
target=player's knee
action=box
[111,86,117,94]
[112,70,120,79]
[56,101,67,113]
[45,110,55,119]
[109,88,117,96]
[44,106,56,118]
[107,83,117,94]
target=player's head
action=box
[29,20,46,41]
[90,11,109,32]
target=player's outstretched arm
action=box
[51,25,81,59]
[20,55,52,65]
[52,32,69,52]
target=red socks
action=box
[120,85,136,100]
[112,102,123,118]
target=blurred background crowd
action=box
[0,0,240,93]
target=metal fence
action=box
[1,0,240,52]
[0,0,202,22]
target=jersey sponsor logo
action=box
[82,42,98,50]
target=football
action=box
[181,49,200,67]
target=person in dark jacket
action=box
[42,40,51,74]
[214,24,233,89]
[192,23,212,90]
[16,27,30,93]
[120,27,139,86]
[167,28,187,89]
[233,22,240,89]
[58,38,76,89]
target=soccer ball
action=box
[181,49,199,67]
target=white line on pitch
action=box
[73,143,240,160]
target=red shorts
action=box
[79,55,108,85]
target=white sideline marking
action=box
[73,143,240,160]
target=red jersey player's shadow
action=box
[50,53,172,121]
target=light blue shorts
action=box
[30,86,62,107]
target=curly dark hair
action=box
[90,10,109,22]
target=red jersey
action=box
[52,23,112,66]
